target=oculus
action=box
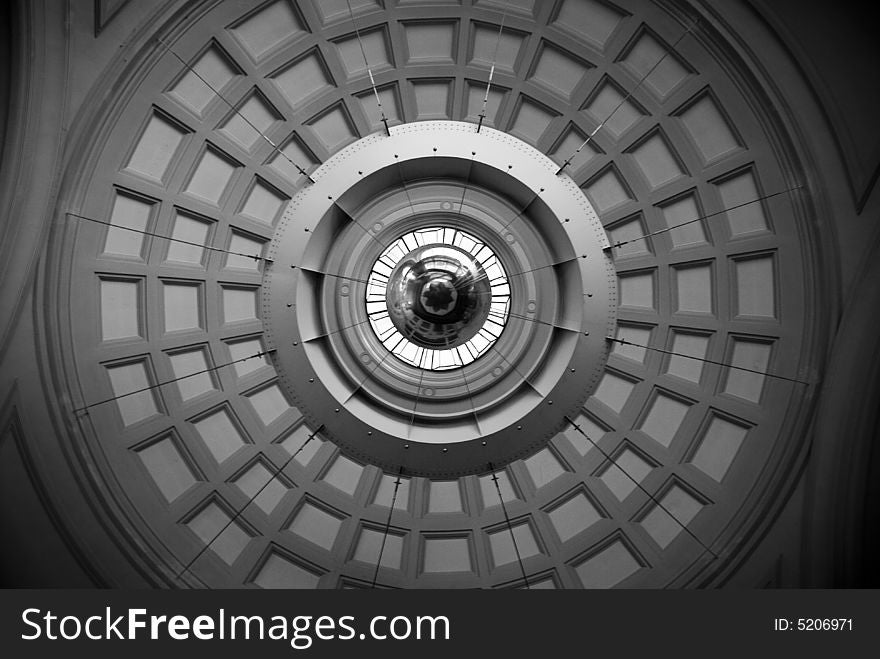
[366,227,511,370]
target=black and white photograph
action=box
[0,0,878,653]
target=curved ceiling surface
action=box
[46,0,822,588]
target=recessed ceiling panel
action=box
[166,211,212,266]
[247,383,293,426]
[230,1,307,62]
[423,536,472,573]
[479,470,517,507]
[639,484,703,549]
[354,527,404,569]
[234,460,289,514]
[592,370,636,414]
[553,0,627,50]
[103,191,153,259]
[659,193,707,248]
[271,51,333,108]
[547,491,602,542]
[218,92,281,152]
[253,551,320,589]
[638,391,690,447]
[716,170,770,237]
[186,502,251,565]
[106,360,160,426]
[599,447,652,500]
[488,523,540,566]
[620,30,691,99]
[124,110,188,183]
[678,93,742,164]
[584,165,634,214]
[573,539,641,588]
[191,406,248,464]
[404,21,456,64]
[529,43,590,99]
[168,46,239,116]
[690,414,748,482]
[666,331,710,383]
[289,501,343,551]
[584,79,643,139]
[322,455,364,496]
[99,278,142,341]
[168,347,215,401]
[136,434,199,503]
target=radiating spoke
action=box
[555,18,698,175]
[66,212,270,262]
[74,350,274,415]
[605,187,803,251]
[606,337,811,384]
[156,38,315,182]
[177,425,325,582]
[489,461,529,589]
[564,416,717,560]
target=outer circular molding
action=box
[264,121,616,476]
[33,0,831,589]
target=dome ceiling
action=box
[45,0,822,588]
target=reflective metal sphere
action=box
[385,244,492,350]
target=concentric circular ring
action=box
[264,121,616,477]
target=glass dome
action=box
[368,227,510,370]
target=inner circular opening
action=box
[366,226,511,370]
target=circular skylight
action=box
[366,227,511,370]
[263,121,616,474]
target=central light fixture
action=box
[366,227,510,370]
[264,121,614,474]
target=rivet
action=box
[358,170,363,175]
[433,147,437,152]
[481,441,487,446]
[517,425,522,430]
[290,264,296,268]
[570,368,576,373]
[335,408,340,413]
[308,378,314,383]
[286,303,292,307]
[292,341,298,346]
[367,431,372,436]
[442,448,448,453]
[548,400,554,405]
[404,444,410,449]
[584,332,590,336]
[564,218,570,223]
[539,187,544,192]
[587,293,593,297]
[471,151,476,156]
